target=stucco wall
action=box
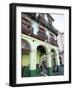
[21,34,60,69]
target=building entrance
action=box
[37,45,48,76]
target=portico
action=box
[21,34,60,77]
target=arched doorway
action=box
[51,49,58,72]
[37,45,48,76]
[21,39,31,77]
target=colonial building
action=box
[21,13,61,77]
[57,32,64,65]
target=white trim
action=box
[16,6,69,84]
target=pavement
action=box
[52,65,64,76]
[40,65,64,76]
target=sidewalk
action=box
[39,65,64,76]
[52,65,64,76]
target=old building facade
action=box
[57,32,64,65]
[21,13,61,77]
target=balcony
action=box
[22,17,31,25]
[22,23,33,36]
[49,37,58,46]
[37,30,48,41]
[37,14,46,26]
[30,13,36,18]
[27,13,36,20]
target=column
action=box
[29,49,37,77]
[47,53,52,76]
[56,50,60,72]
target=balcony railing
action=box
[22,23,33,36]
[27,13,36,20]
[22,19,31,26]
[22,24,58,46]
[37,31,48,41]
[37,15,46,26]
[30,13,36,18]
[37,15,58,36]
[49,37,58,46]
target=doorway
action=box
[37,45,48,76]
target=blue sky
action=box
[50,14,64,33]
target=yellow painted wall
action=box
[21,53,30,66]
[37,51,45,64]
[37,51,40,64]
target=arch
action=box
[51,49,56,52]
[37,45,48,75]
[37,44,48,53]
[37,45,47,63]
[21,39,31,54]
[37,45,46,55]
[21,39,31,77]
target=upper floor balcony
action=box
[21,14,58,47]
[21,16,33,36]
[37,14,58,36]
[27,13,36,20]
[22,23,33,36]
[30,13,36,18]
[22,24,58,46]
[37,30,48,41]
[48,37,58,46]
[37,14,46,26]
